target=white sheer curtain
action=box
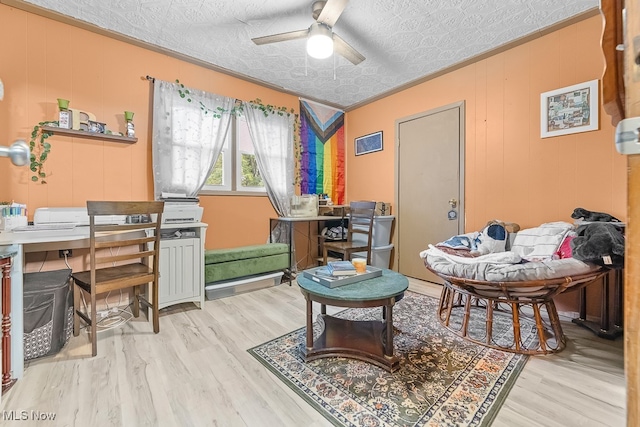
[152,80,234,199]
[242,102,295,216]
[243,102,295,260]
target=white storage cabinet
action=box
[157,223,207,309]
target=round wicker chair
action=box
[426,266,606,355]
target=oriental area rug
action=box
[248,291,532,427]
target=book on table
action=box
[327,260,357,276]
[302,266,383,288]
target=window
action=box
[201,114,265,194]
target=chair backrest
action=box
[86,201,164,289]
[347,201,376,248]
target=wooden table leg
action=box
[614,269,623,328]
[601,271,611,331]
[385,302,393,358]
[2,257,16,393]
[572,270,623,340]
[305,296,313,351]
[578,286,587,320]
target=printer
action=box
[156,194,204,224]
[160,204,203,224]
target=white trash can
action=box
[351,243,394,269]
[351,215,395,247]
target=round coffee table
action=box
[297,268,409,372]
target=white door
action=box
[397,102,464,282]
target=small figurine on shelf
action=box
[57,98,71,129]
[124,111,135,138]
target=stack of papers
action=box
[327,261,357,276]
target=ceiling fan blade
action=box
[252,29,309,45]
[333,33,365,65]
[317,0,349,27]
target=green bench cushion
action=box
[204,243,290,284]
[204,243,289,264]
[205,253,289,283]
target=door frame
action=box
[393,101,466,271]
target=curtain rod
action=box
[144,75,243,105]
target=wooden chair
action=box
[323,200,376,265]
[72,201,164,356]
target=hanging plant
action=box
[175,79,240,118]
[29,121,57,184]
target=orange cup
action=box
[352,258,366,273]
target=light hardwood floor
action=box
[1,278,625,426]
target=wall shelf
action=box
[40,126,137,144]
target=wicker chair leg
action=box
[532,303,549,352]
[441,287,455,327]
[545,300,566,352]
[510,302,522,353]
[461,294,472,337]
[486,301,494,345]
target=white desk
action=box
[0,227,92,384]
[0,222,207,386]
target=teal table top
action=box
[0,244,18,259]
[297,268,409,301]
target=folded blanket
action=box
[438,223,508,255]
[421,245,521,265]
[438,232,480,251]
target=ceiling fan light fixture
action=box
[307,22,333,59]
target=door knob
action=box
[449,199,458,208]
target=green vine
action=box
[176,80,240,117]
[175,80,302,184]
[29,121,57,184]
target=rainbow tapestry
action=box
[298,99,345,205]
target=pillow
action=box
[556,234,575,259]
[510,221,573,261]
[474,223,507,255]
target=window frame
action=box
[199,114,267,197]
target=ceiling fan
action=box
[251,0,365,65]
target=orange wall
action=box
[1,6,627,315]
[345,15,626,314]
[346,15,626,232]
[0,4,296,249]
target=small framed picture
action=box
[540,79,599,138]
[355,131,383,156]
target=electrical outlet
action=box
[58,249,72,258]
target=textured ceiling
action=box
[14,0,598,110]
